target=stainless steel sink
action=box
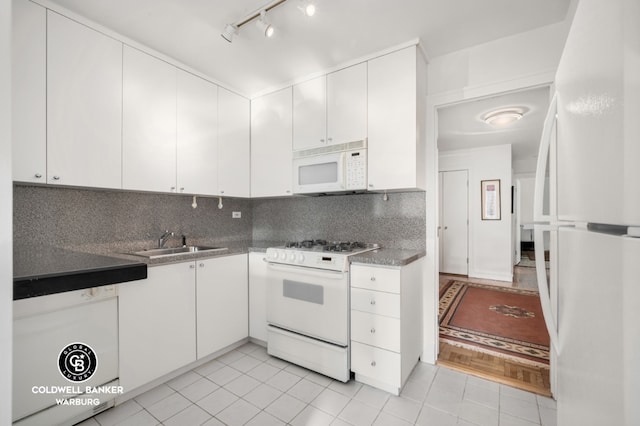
[129,246,227,259]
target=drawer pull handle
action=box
[371,361,376,367]
[370,300,376,305]
[370,328,376,334]
[370,277,376,281]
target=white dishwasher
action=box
[13,285,119,426]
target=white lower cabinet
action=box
[350,259,424,395]
[196,254,248,358]
[118,262,197,392]
[119,254,248,392]
[248,252,268,342]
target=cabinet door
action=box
[218,88,250,197]
[293,75,326,151]
[119,263,196,391]
[248,252,268,342]
[196,254,248,359]
[251,87,293,197]
[12,0,46,183]
[327,63,367,146]
[177,70,218,196]
[47,12,123,189]
[368,47,419,191]
[123,46,177,193]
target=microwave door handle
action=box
[339,152,346,189]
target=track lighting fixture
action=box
[299,0,316,16]
[221,24,237,43]
[256,11,275,37]
[221,0,316,43]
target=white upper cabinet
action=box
[218,88,250,198]
[293,63,367,151]
[47,11,123,189]
[251,87,293,197]
[327,62,367,146]
[177,70,218,196]
[123,46,177,193]
[368,46,426,192]
[12,0,46,183]
[293,75,326,151]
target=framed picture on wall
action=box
[481,179,501,220]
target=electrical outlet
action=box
[232,211,241,219]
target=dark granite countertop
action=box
[13,241,423,300]
[13,245,147,300]
[350,248,426,267]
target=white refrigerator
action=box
[533,0,640,425]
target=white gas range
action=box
[264,240,378,382]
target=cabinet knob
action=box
[320,139,325,143]
[189,264,195,269]
[221,190,225,194]
[180,187,185,192]
[199,263,204,268]
[34,173,42,179]
[370,328,376,334]
[52,175,60,180]
[368,184,374,188]
[370,276,376,281]
[327,137,333,142]
[444,226,448,230]
[370,300,376,305]
[286,190,291,194]
[371,361,376,367]
[170,186,176,191]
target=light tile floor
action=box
[77,343,557,426]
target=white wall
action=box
[428,22,568,98]
[1,0,12,422]
[440,145,513,282]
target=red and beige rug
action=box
[439,280,550,367]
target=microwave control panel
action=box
[345,150,367,190]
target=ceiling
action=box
[42,0,571,97]
[437,86,552,172]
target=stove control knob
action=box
[288,253,296,261]
[297,253,305,263]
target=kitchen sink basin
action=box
[129,246,227,259]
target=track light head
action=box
[221,24,237,42]
[256,11,275,37]
[299,0,316,16]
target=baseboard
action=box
[469,272,513,282]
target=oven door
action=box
[292,151,345,194]
[266,262,348,346]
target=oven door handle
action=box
[266,262,347,280]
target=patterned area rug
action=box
[439,280,550,367]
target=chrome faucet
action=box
[158,230,174,248]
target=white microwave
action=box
[292,140,367,195]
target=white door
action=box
[439,170,468,275]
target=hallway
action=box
[437,265,551,396]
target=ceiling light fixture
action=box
[482,108,525,127]
[256,11,275,37]
[221,0,315,43]
[221,24,237,42]
[299,0,316,16]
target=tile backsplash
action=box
[13,185,253,253]
[14,185,426,252]
[252,192,426,251]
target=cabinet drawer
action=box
[351,341,400,386]
[351,288,400,318]
[351,310,400,352]
[351,264,400,293]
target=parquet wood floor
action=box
[437,266,552,396]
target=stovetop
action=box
[283,240,377,253]
[266,240,379,271]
